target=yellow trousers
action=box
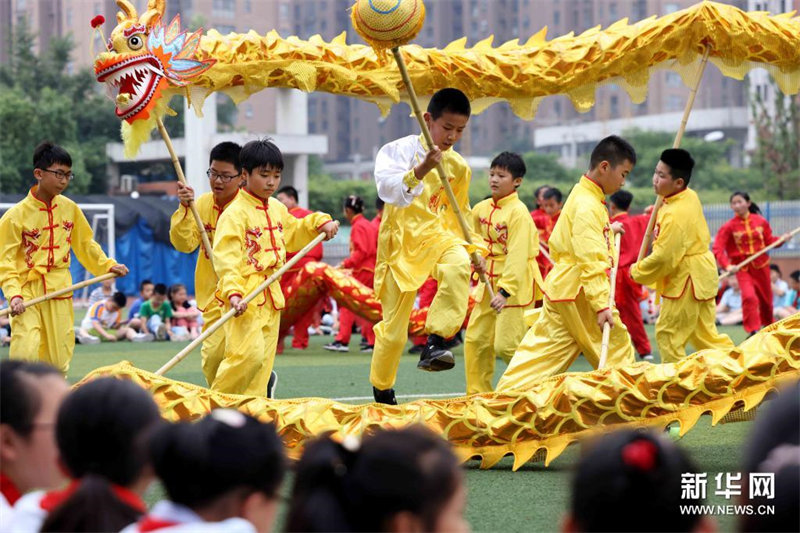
[200,304,227,387]
[370,245,471,390]
[463,288,529,394]
[212,303,279,396]
[656,292,734,363]
[496,292,634,391]
[9,278,74,374]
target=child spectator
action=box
[0,361,69,522]
[0,142,128,373]
[169,283,201,340]
[716,275,744,326]
[127,279,154,322]
[770,265,789,310]
[77,292,152,343]
[86,276,116,306]
[532,186,561,279]
[562,429,714,532]
[10,377,162,532]
[286,426,468,533]
[138,283,174,341]
[123,409,286,533]
[0,296,9,346]
[774,269,799,320]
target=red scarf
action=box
[0,472,22,505]
[39,479,146,513]
[137,516,181,532]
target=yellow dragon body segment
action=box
[95,0,800,156]
[78,315,800,469]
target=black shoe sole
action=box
[417,352,455,372]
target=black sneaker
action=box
[442,331,463,349]
[323,340,349,352]
[417,334,455,372]
[360,344,374,353]
[267,371,278,399]
[373,387,397,405]
[408,344,425,354]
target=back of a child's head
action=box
[344,195,365,213]
[240,138,284,174]
[609,190,634,211]
[209,141,242,171]
[33,141,72,170]
[427,88,471,120]
[790,270,800,283]
[660,148,695,186]
[589,135,637,170]
[375,196,385,211]
[277,185,299,202]
[0,360,62,436]
[543,187,563,203]
[150,409,285,510]
[111,291,127,309]
[740,382,799,533]
[569,429,704,532]
[152,283,167,297]
[41,377,162,532]
[769,264,781,276]
[491,151,526,179]
[286,425,463,532]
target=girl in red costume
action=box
[712,191,789,335]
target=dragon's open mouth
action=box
[96,55,164,121]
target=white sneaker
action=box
[78,334,100,345]
[132,333,154,342]
[171,333,192,342]
[155,324,168,341]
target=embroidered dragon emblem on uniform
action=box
[494,223,509,254]
[245,227,264,271]
[21,229,41,268]
[62,221,74,262]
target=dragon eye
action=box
[127,34,144,50]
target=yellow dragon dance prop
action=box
[79,314,800,469]
[94,0,800,156]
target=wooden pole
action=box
[719,226,800,280]
[156,117,217,275]
[0,273,118,318]
[598,233,622,369]
[539,243,553,265]
[390,47,494,299]
[637,46,712,262]
[155,233,327,376]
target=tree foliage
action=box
[0,18,120,194]
[750,85,800,200]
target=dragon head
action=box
[93,0,214,124]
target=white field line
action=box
[331,391,465,402]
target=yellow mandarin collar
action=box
[663,187,690,204]
[214,189,239,210]
[491,191,519,208]
[241,188,270,207]
[29,185,59,208]
[580,175,607,204]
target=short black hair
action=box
[153,283,167,296]
[375,196,385,211]
[209,141,242,172]
[609,190,634,211]
[277,185,299,202]
[542,187,562,203]
[111,292,127,308]
[589,135,637,170]
[427,88,471,120]
[790,270,800,283]
[139,279,153,291]
[0,360,62,438]
[660,148,695,185]
[33,141,72,170]
[534,185,550,198]
[344,195,364,213]
[240,138,284,173]
[490,151,526,179]
[770,264,781,275]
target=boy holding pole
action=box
[0,142,128,373]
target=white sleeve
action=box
[374,138,425,208]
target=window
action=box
[279,3,289,21]
[217,25,235,34]
[244,0,251,13]
[667,95,683,111]
[245,104,253,119]
[666,72,682,87]
[212,0,235,19]
[609,2,618,19]
[664,3,680,14]
[610,95,619,116]
[66,7,72,26]
[554,11,560,25]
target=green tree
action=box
[0,19,120,194]
[750,84,800,200]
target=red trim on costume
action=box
[0,473,22,505]
[40,480,146,513]
[659,277,715,302]
[596,307,609,314]
[228,293,243,301]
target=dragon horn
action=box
[140,0,166,27]
[115,0,137,24]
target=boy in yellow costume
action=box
[464,152,543,394]
[497,136,637,392]
[370,88,485,405]
[0,142,128,373]
[212,139,338,396]
[170,141,242,387]
[631,148,733,362]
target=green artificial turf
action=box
[1,325,756,532]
